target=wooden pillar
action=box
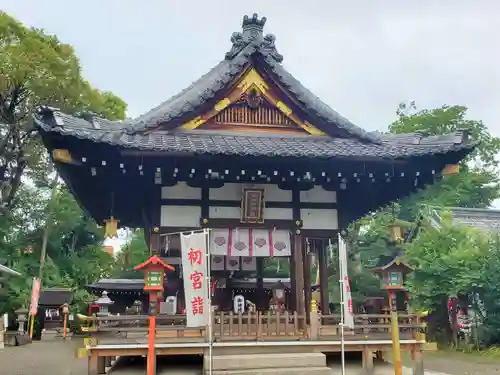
[289,255,296,311]
[294,232,305,318]
[303,243,312,324]
[309,301,319,339]
[412,345,424,375]
[88,351,98,375]
[149,233,161,256]
[362,347,374,375]
[256,258,265,310]
[388,291,395,311]
[225,276,233,311]
[97,356,106,374]
[318,240,329,314]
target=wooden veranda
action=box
[83,312,426,374]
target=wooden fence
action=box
[85,312,425,344]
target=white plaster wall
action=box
[209,183,292,202]
[161,182,201,200]
[301,209,338,230]
[264,208,293,220]
[209,206,293,220]
[160,205,200,227]
[209,206,239,219]
[300,186,337,203]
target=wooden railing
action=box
[317,313,425,340]
[215,311,307,340]
[85,312,425,345]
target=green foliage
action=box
[390,102,500,168]
[0,184,115,313]
[0,11,127,213]
[112,230,149,278]
[352,102,500,345]
[0,11,127,315]
[405,219,487,310]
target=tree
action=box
[112,230,149,278]
[350,103,500,327]
[0,183,115,313]
[0,11,127,212]
[479,234,500,345]
[0,11,127,313]
[390,102,500,169]
[404,215,487,345]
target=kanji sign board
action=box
[180,231,209,328]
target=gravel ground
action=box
[0,337,87,375]
[407,351,500,375]
[2,339,500,375]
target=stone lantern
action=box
[95,291,114,316]
[15,308,28,333]
[133,300,143,314]
[271,281,287,312]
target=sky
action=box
[3,0,499,248]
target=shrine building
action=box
[34,13,473,375]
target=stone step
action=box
[206,367,332,375]
[208,352,327,371]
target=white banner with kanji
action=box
[338,233,354,329]
[180,231,209,328]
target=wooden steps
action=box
[204,352,331,375]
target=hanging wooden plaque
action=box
[241,187,265,223]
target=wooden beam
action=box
[294,232,305,319]
[412,345,424,375]
[256,258,265,310]
[161,198,337,210]
[97,355,106,374]
[362,346,374,375]
[289,252,296,311]
[88,350,99,375]
[318,240,329,314]
[200,218,298,230]
[303,245,312,324]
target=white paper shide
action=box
[181,231,209,327]
[338,233,354,329]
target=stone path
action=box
[0,337,87,375]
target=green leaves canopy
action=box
[0,11,127,212]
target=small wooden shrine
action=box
[36,288,74,330]
[35,12,473,374]
[369,252,412,312]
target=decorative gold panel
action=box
[213,98,297,129]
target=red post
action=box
[147,293,157,375]
[134,256,175,375]
[61,302,69,339]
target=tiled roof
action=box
[124,13,378,142]
[38,288,73,306]
[428,207,500,232]
[86,277,291,291]
[33,13,476,160]
[0,264,21,276]
[87,278,144,291]
[35,113,473,160]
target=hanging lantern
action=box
[103,216,119,238]
[442,164,460,176]
[52,149,73,164]
[390,225,402,243]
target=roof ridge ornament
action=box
[225,13,283,63]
